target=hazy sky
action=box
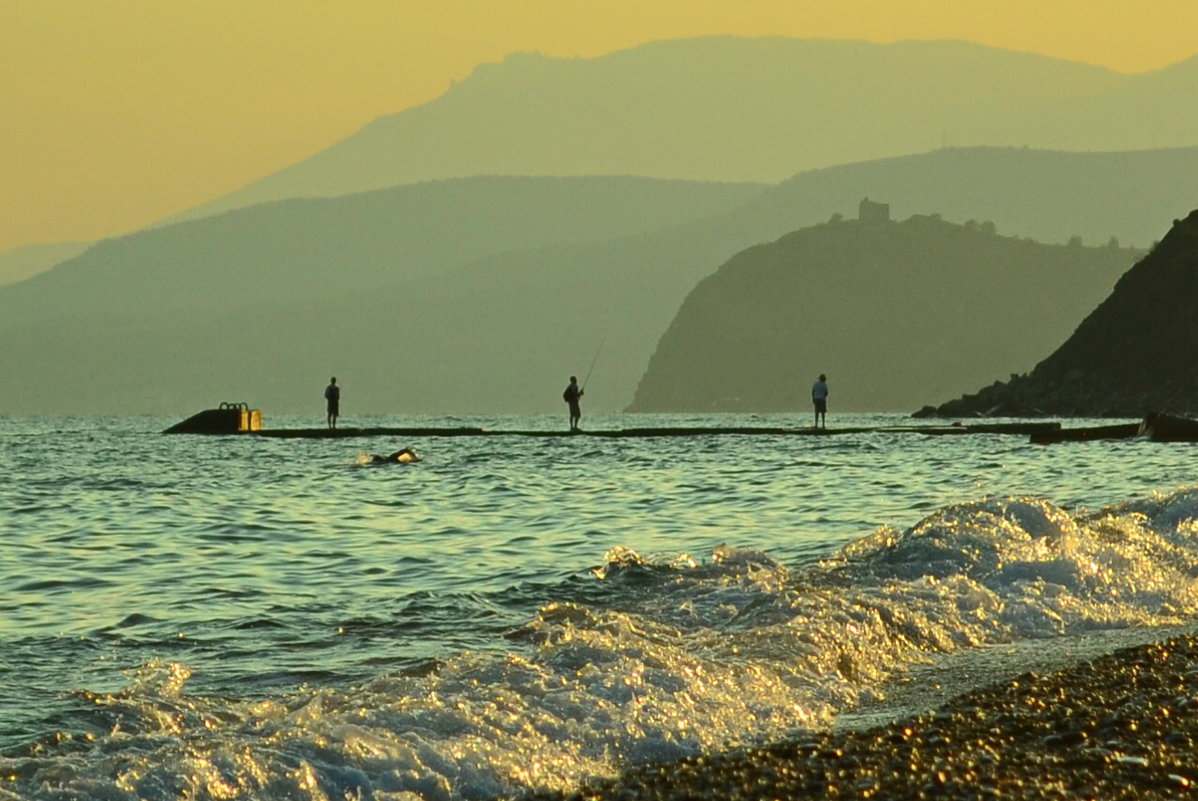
[5,0,1197,256]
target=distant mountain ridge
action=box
[627,212,1141,413]
[0,241,89,288]
[170,36,1198,224]
[8,36,1194,288]
[0,175,774,415]
[2,147,1194,416]
[7,143,1191,293]
[0,176,764,327]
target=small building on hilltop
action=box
[858,197,891,223]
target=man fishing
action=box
[563,375,584,432]
[563,342,601,433]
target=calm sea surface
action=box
[2,413,1196,799]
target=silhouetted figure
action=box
[563,375,584,431]
[371,447,419,464]
[324,377,340,430]
[811,373,828,429]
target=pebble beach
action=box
[521,633,1198,801]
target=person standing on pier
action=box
[324,376,341,430]
[811,373,829,429]
[563,375,584,432]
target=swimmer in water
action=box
[369,447,420,464]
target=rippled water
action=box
[2,413,1196,799]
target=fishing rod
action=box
[582,339,604,390]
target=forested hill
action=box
[628,213,1141,413]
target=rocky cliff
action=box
[917,210,1198,418]
[627,214,1140,413]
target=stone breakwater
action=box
[520,635,1198,801]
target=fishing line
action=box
[582,339,604,390]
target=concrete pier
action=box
[160,407,1198,442]
[163,417,1063,440]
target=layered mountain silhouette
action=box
[0,176,763,328]
[170,37,1198,224]
[0,242,89,288]
[627,208,1139,413]
[6,144,1194,294]
[4,145,1196,416]
[0,176,774,415]
[917,210,1198,417]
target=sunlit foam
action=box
[9,488,1198,800]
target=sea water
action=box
[1,412,1196,800]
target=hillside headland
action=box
[918,209,1198,418]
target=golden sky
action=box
[4,0,1197,256]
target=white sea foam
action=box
[6,488,1197,800]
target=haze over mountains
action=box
[4,145,1193,416]
[6,36,1194,285]
[171,37,1198,224]
[0,242,89,289]
[0,177,765,414]
[3,36,1196,416]
[758,147,1198,249]
[0,177,764,327]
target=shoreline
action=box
[520,629,1198,800]
[835,624,1198,734]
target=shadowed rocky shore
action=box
[520,633,1198,800]
[918,209,1198,418]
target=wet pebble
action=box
[517,634,1198,801]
